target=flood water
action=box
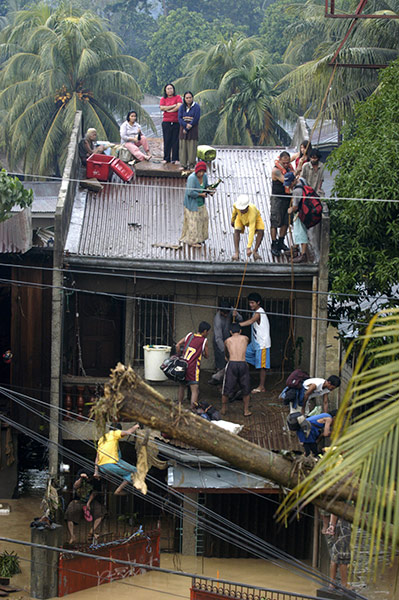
[1,497,398,600]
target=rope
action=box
[233,259,249,321]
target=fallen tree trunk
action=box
[93,364,359,523]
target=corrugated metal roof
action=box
[0,208,32,253]
[66,148,318,267]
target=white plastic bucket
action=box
[143,345,172,381]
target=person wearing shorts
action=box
[326,515,351,590]
[95,423,140,495]
[270,151,293,256]
[176,321,211,409]
[231,195,265,261]
[221,323,251,417]
[239,292,271,393]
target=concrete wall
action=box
[70,273,314,377]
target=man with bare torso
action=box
[221,323,252,417]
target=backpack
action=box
[160,355,188,382]
[279,386,298,405]
[286,369,309,389]
[286,411,302,431]
[296,184,322,229]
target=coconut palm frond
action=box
[277,308,399,578]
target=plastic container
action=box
[111,158,134,183]
[143,345,171,381]
[86,154,114,181]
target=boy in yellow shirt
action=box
[231,195,265,261]
[94,423,139,495]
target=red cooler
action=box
[86,154,114,181]
[111,158,134,183]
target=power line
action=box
[0,395,334,590]
[0,399,365,598]
[6,169,399,204]
[2,260,398,304]
[0,275,371,327]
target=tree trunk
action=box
[96,365,357,523]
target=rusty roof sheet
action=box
[65,148,318,270]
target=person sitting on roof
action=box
[78,128,105,166]
[231,195,265,261]
[120,110,152,162]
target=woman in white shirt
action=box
[119,111,151,161]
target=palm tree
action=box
[272,0,399,123]
[0,3,153,175]
[176,35,292,145]
[278,308,399,577]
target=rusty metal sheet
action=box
[69,148,302,266]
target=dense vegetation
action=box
[1,0,398,323]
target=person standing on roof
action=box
[231,195,265,261]
[302,148,325,196]
[178,91,201,172]
[270,151,293,256]
[160,83,182,164]
[176,321,211,409]
[239,292,271,393]
[180,161,213,248]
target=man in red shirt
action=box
[176,321,211,409]
[160,83,182,164]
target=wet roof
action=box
[65,148,319,274]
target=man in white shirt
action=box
[302,375,341,414]
[239,292,271,393]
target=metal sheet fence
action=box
[191,577,323,600]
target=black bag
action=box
[286,412,302,431]
[279,386,298,405]
[286,368,309,389]
[160,333,194,382]
[160,355,188,382]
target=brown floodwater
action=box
[0,498,397,600]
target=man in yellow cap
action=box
[231,194,265,261]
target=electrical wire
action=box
[6,168,399,204]
[0,389,361,595]
[0,274,372,327]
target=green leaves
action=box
[327,57,399,328]
[0,3,152,175]
[277,308,399,578]
[0,168,33,222]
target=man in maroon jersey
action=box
[176,321,211,409]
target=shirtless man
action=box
[221,323,252,417]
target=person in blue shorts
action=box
[94,423,140,495]
[239,292,271,393]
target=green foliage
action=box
[177,35,292,145]
[0,550,21,578]
[272,0,399,122]
[104,0,157,61]
[146,8,238,92]
[326,58,399,328]
[164,0,264,36]
[0,3,152,175]
[278,308,399,578]
[259,0,301,62]
[0,169,32,222]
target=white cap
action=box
[235,194,250,210]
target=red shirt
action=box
[182,333,207,383]
[160,95,182,123]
